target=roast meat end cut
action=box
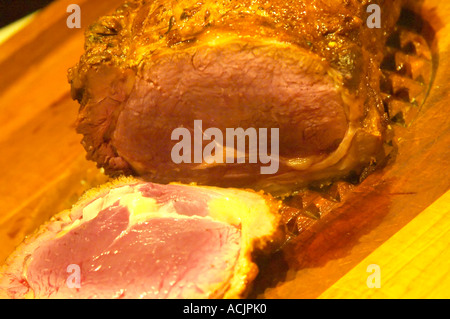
[0,179,281,299]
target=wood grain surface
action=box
[0,0,123,262]
[319,189,450,298]
[0,0,448,299]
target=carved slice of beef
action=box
[69,0,404,194]
[0,179,280,299]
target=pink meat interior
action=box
[76,41,350,185]
[25,196,241,299]
[115,45,348,167]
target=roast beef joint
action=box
[68,0,404,193]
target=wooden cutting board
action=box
[0,0,449,299]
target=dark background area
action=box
[0,0,55,28]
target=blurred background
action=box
[0,0,54,28]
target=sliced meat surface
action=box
[27,207,240,299]
[0,179,280,299]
